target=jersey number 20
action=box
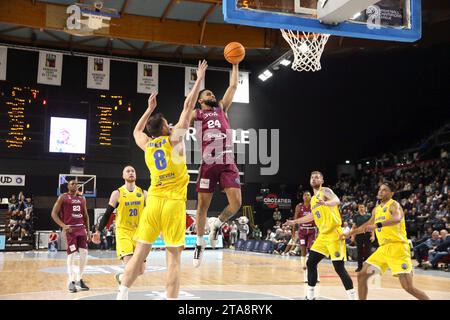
[154,150,167,170]
[129,209,138,217]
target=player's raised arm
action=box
[51,195,70,232]
[97,190,119,233]
[220,63,238,113]
[133,92,158,151]
[318,187,341,207]
[171,60,207,145]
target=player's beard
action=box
[126,177,136,183]
[204,99,218,108]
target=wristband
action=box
[376,222,382,229]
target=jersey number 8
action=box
[154,150,167,170]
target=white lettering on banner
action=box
[137,62,159,94]
[0,175,26,186]
[37,51,63,86]
[185,127,250,145]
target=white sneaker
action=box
[193,244,205,268]
[208,217,222,249]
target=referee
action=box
[352,204,374,272]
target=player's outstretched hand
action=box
[63,225,72,233]
[147,92,158,111]
[364,224,376,232]
[339,232,349,240]
[196,60,208,80]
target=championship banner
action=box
[184,66,204,97]
[37,51,63,86]
[0,174,25,186]
[0,46,6,81]
[232,71,249,103]
[137,62,158,94]
[87,56,110,90]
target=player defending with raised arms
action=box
[342,181,429,300]
[191,60,242,267]
[95,165,147,285]
[117,60,207,300]
[285,171,355,300]
[51,180,90,293]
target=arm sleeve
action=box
[98,204,116,232]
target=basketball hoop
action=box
[280,30,330,72]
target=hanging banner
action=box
[37,51,63,86]
[137,62,158,94]
[0,46,6,81]
[0,174,26,186]
[87,56,110,90]
[184,66,204,97]
[232,71,249,103]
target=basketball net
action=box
[280,30,330,72]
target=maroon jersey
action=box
[295,204,315,228]
[195,107,234,164]
[60,193,86,227]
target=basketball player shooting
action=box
[191,43,245,268]
[285,171,355,300]
[50,180,91,293]
[342,182,430,300]
[95,165,147,285]
[117,61,207,300]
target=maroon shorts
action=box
[196,163,241,193]
[65,226,87,255]
[298,227,317,249]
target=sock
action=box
[77,248,88,281]
[300,256,306,269]
[117,285,129,300]
[346,288,356,300]
[196,236,205,246]
[307,286,315,300]
[119,273,124,283]
[67,253,75,283]
[317,272,320,282]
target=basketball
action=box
[224,42,245,64]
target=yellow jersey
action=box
[116,185,145,231]
[374,199,408,246]
[145,135,189,200]
[310,187,342,235]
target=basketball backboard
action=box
[223,0,421,42]
[57,174,97,198]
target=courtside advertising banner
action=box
[137,62,159,94]
[0,174,25,186]
[184,66,205,97]
[37,51,63,86]
[232,71,249,103]
[0,46,6,81]
[87,56,110,90]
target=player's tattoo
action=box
[218,205,236,222]
[322,187,335,199]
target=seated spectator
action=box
[265,228,276,244]
[230,221,238,247]
[221,222,230,248]
[8,214,21,241]
[24,197,33,222]
[252,224,262,240]
[15,194,26,219]
[282,231,299,256]
[8,194,17,212]
[18,218,32,241]
[423,230,450,269]
[48,231,58,251]
[413,230,441,267]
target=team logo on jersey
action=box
[136,193,142,197]
[315,211,321,218]
[334,251,340,257]
[401,263,408,270]
[200,179,210,189]
[383,207,387,212]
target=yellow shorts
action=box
[115,227,137,259]
[366,242,412,276]
[134,195,186,247]
[310,232,347,261]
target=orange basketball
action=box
[224,42,245,64]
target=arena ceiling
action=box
[0,0,449,62]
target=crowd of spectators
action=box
[6,192,34,242]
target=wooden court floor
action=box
[0,249,449,300]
